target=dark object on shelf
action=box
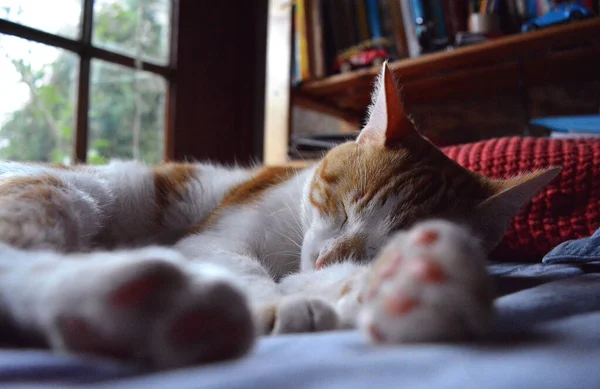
[289,132,359,159]
[288,131,448,159]
[454,31,489,47]
[521,2,593,32]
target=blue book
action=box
[430,0,447,39]
[365,0,383,40]
[409,0,427,38]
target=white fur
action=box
[0,158,493,367]
[0,66,496,368]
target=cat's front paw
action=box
[359,220,494,344]
[259,296,340,335]
[44,249,255,368]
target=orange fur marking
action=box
[0,175,66,196]
[310,140,496,231]
[189,166,301,234]
[0,175,71,230]
[152,163,198,226]
[0,176,68,209]
[340,282,352,297]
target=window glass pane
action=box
[89,59,165,165]
[93,0,171,65]
[0,0,82,39]
[0,34,77,163]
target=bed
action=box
[1,261,599,389]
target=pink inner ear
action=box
[357,130,383,145]
[381,65,416,146]
[356,62,418,147]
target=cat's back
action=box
[0,160,255,248]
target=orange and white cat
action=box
[0,63,559,368]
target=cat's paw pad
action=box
[268,296,340,334]
[359,220,494,344]
[46,250,255,368]
[150,279,255,367]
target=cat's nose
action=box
[315,236,366,270]
[315,251,334,270]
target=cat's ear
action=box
[471,167,562,252]
[356,61,417,147]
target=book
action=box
[320,0,337,75]
[400,0,422,57]
[306,0,326,79]
[366,0,384,40]
[355,0,371,42]
[384,0,410,58]
[429,0,448,43]
[292,0,535,81]
[442,0,468,44]
[293,0,311,83]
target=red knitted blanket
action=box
[441,137,600,261]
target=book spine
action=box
[330,0,354,52]
[340,0,360,49]
[400,0,421,57]
[366,0,384,40]
[295,0,311,82]
[581,0,595,11]
[306,0,326,79]
[320,0,336,75]
[442,0,467,43]
[525,0,538,19]
[355,0,371,42]
[430,0,447,40]
[291,4,301,85]
[536,0,550,16]
[387,0,410,58]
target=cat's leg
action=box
[180,249,341,336]
[278,262,370,330]
[0,244,254,368]
[358,219,495,343]
[0,173,108,251]
[279,220,494,341]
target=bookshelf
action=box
[296,17,600,118]
[263,3,600,166]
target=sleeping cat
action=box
[0,63,559,368]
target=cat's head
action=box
[300,62,561,271]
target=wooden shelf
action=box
[293,17,600,123]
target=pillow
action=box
[442,137,600,261]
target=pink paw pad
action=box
[368,324,386,343]
[384,296,418,317]
[414,229,439,245]
[108,262,184,310]
[365,254,403,301]
[110,275,165,309]
[407,258,445,284]
[58,317,129,359]
[170,311,216,346]
[379,254,403,280]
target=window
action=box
[0,0,175,164]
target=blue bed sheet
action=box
[1,265,600,389]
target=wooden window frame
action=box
[0,0,178,163]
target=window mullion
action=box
[73,0,94,163]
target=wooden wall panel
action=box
[172,1,268,164]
